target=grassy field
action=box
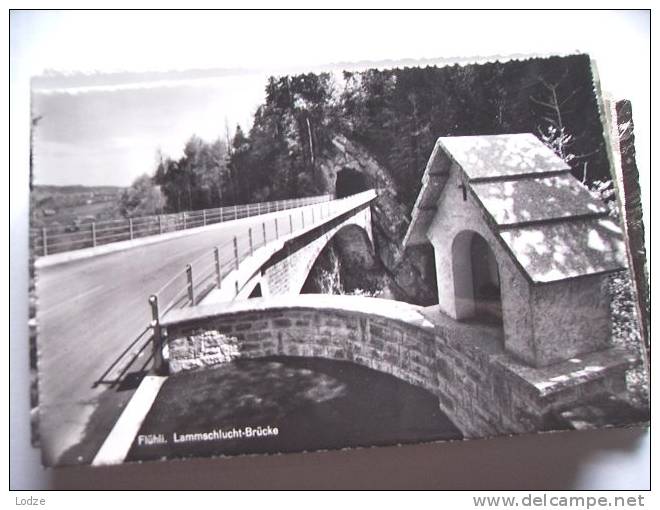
[30,184,125,229]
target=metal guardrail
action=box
[30,193,333,257]
[149,188,376,317]
[146,189,377,372]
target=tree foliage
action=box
[153,136,231,213]
[119,173,165,218]
[148,54,608,215]
[339,55,608,205]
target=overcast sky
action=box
[32,71,271,186]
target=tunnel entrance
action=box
[335,167,368,198]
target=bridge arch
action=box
[301,223,377,295]
[163,294,467,438]
[260,203,375,297]
[248,282,263,298]
[161,292,592,440]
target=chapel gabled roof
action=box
[402,133,628,284]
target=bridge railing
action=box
[149,189,377,319]
[30,193,333,257]
[146,189,377,373]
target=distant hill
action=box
[30,184,127,228]
[33,184,125,194]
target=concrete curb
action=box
[91,375,167,467]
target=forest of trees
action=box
[122,54,609,217]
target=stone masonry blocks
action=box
[164,301,629,439]
[264,204,374,296]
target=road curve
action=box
[37,204,316,465]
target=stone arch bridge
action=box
[204,193,374,303]
[36,169,637,466]
[36,189,375,465]
[154,135,637,441]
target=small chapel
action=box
[403,133,628,368]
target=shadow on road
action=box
[93,325,154,390]
[56,328,155,466]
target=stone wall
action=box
[161,295,632,439]
[532,275,612,366]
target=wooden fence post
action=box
[129,218,134,240]
[275,218,279,240]
[91,222,97,247]
[233,236,239,270]
[262,222,267,246]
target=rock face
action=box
[302,226,394,299]
[315,135,438,305]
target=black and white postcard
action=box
[29,52,649,468]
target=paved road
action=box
[37,203,324,466]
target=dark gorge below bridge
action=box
[126,356,463,462]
